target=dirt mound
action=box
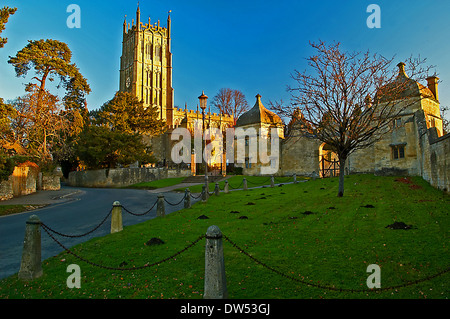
[145,238,165,246]
[385,222,415,230]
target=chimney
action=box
[397,62,408,77]
[426,76,439,101]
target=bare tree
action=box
[270,41,434,197]
[211,88,249,122]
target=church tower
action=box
[119,6,174,125]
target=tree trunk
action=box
[36,70,49,112]
[43,128,47,159]
[338,156,347,197]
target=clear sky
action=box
[1,0,450,120]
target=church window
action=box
[146,44,152,60]
[393,118,402,128]
[392,145,405,160]
[245,157,251,169]
[430,117,436,128]
[155,45,161,61]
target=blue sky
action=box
[1,0,450,119]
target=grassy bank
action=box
[0,175,448,299]
[0,205,44,217]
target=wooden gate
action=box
[320,156,340,178]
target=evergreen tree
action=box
[96,91,165,135]
[74,126,155,169]
[8,39,91,161]
[8,39,91,114]
[0,6,17,49]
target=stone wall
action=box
[67,167,192,188]
[42,173,62,191]
[0,163,61,201]
[427,134,450,192]
[0,175,14,201]
[279,134,321,177]
[11,164,40,197]
[419,123,450,193]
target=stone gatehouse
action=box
[240,63,449,193]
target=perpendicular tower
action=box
[119,6,174,124]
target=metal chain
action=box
[41,223,205,271]
[222,234,450,293]
[246,177,271,185]
[122,199,158,216]
[190,192,202,199]
[274,176,293,183]
[164,194,186,206]
[39,208,113,238]
[40,219,449,291]
[228,180,243,189]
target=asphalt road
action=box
[0,186,199,279]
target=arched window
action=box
[155,45,161,61]
[146,44,152,60]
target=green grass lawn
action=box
[126,177,187,190]
[1,174,448,299]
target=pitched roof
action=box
[236,94,283,126]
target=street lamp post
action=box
[198,91,208,188]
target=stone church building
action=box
[236,63,449,193]
[119,7,234,129]
[119,7,234,165]
[119,7,449,193]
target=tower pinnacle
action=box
[136,4,141,29]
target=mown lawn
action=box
[0,175,448,299]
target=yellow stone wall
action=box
[279,135,321,176]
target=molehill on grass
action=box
[385,221,416,230]
[145,238,165,246]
